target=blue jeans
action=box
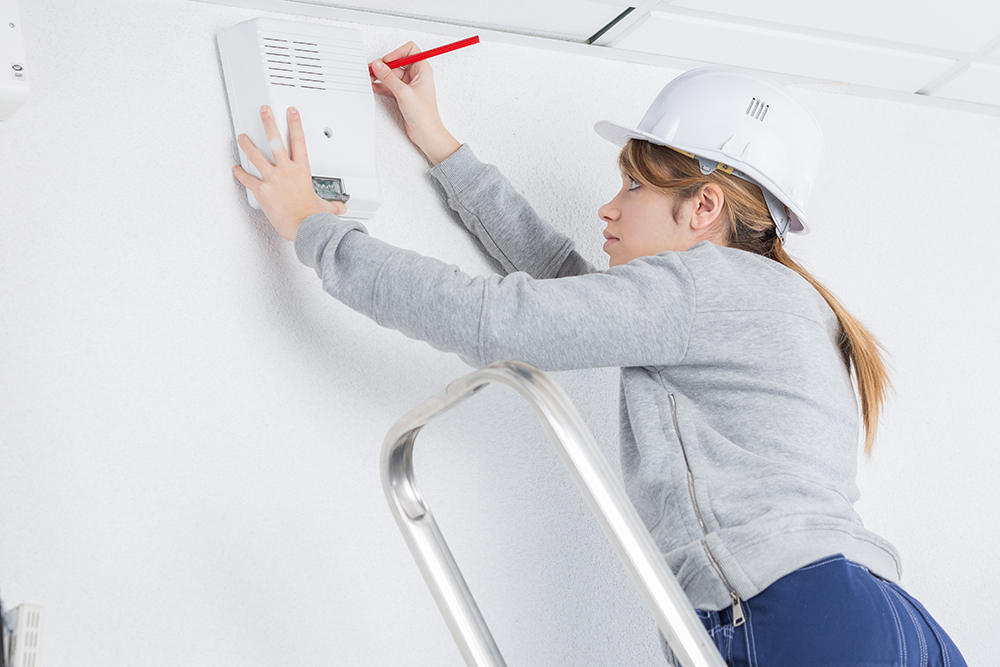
[679,554,967,667]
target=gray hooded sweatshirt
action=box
[294,144,901,612]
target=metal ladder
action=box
[381,360,727,667]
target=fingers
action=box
[370,62,395,97]
[370,59,407,96]
[286,106,307,162]
[232,164,261,194]
[236,133,272,176]
[380,41,421,65]
[370,41,429,93]
[259,105,288,164]
[371,79,393,97]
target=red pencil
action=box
[369,36,480,77]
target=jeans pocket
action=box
[885,582,968,667]
[871,575,910,665]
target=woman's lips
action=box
[603,232,619,252]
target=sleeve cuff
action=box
[294,212,368,272]
[429,144,488,199]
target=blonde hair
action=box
[619,140,889,456]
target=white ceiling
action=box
[213,0,1000,112]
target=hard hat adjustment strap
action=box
[696,156,789,243]
[697,157,736,176]
[760,188,791,243]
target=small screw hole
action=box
[323,127,333,138]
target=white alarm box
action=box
[1,0,29,121]
[218,18,381,218]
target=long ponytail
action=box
[768,244,890,457]
[620,140,890,456]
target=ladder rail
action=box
[381,360,727,667]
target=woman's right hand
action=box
[370,42,461,165]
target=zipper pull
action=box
[730,592,745,627]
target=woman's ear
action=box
[689,183,725,231]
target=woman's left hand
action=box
[233,105,346,241]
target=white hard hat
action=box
[594,66,824,240]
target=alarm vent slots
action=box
[260,31,371,94]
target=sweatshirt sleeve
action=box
[294,213,694,370]
[430,145,596,279]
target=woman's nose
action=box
[599,197,618,223]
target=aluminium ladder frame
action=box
[381,360,727,667]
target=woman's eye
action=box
[628,178,641,191]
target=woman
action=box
[233,43,967,667]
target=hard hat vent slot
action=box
[745,98,769,121]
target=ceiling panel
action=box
[314,1,629,41]
[931,62,1000,107]
[198,0,1000,113]
[615,9,956,92]
[667,0,1000,54]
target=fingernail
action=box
[260,105,268,114]
[289,106,298,115]
[372,60,383,71]
[237,134,246,141]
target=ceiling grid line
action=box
[586,6,635,44]
[589,0,662,47]
[917,32,1000,95]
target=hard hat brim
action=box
[594,120,808,235]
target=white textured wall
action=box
[1,1,996,666]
